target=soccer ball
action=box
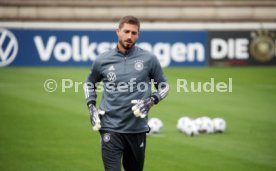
[176,116,191,131]
[177,117,199,136]
[148,118,163,134]
[194,117,203,131]
[213,118,226,133]
[198,116,214,134]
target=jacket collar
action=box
[115,45,136,56]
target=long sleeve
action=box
[84,59,102,106]
[149,55,169,104]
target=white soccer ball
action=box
[177,117,191,130]
[194,117,203,131]
[177,117,199,136]
[199,116,214,134]
[213,118,226,133]
[148,118,163,134]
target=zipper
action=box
[124,56,127,72]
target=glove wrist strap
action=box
[150,97,156,106]
[150,95,158,105]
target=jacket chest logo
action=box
[134,60,144,71]
[107,72,116,82]
[108,65,115,71]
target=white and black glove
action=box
[88,104,105,131]
[131,97,155,118]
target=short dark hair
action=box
[118,16,140,31]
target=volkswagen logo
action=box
[0,28,18,67]
[107,72,116,82]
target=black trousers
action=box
[100,131,146,171]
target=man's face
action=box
[116,23,139,50]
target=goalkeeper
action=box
[84,16,169,171]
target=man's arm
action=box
[131,55,169,118]
[84,59,102,107]
[84,59,104,131]
[149,55,169,104]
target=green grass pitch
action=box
[0,67,276,171]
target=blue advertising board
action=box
[0,28,208,67]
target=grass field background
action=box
[0,67,276,171]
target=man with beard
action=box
[84,16,169,171]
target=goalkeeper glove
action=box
[88,104,105,131]
[131,97,155,118]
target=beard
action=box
[119,39,135,50]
